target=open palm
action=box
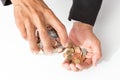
[62,22,102,71]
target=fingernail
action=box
[31,49,39,55]
[93,63,97,67]
[62,42,68,47]
[57,46,64,53]
[38,50,45,55]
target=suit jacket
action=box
[1,0,102,26]
[1,0,11,5]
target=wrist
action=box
[11,0,24,6]
[73,21,93,31]
[11,0,33,5]
[11,0,21,3]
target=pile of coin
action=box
[36,26,87,64]
[62,47,87,64]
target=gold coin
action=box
[66,50,73,55]
[62,48,74,55]
[63,52,68,58]
[73,59,81,64]
[66,55,72,60]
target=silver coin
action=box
[48,30,58,38]
[81,48,87,56]
[36,27,62,54]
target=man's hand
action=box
[11,0,68,53]
[62,22,102,71]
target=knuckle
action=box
[44,9,53,15]
[57,24,66,33]
[34,13,40,20]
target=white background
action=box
[0,0,120,80]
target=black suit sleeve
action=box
[2,0,102,26]
[1,0,11,6]
[69,0,103,26]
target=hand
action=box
[11,0,68,53]
[62,22,102,71]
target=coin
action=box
[62,48,74,56]
[73,59,81,64]
[48,29,58,38]
[81,48,87,56]
[63,51,72,59]
[62,47,88,64]
[66,48,74,54]
[67,55,72,60]
[72,51,87,64]
[37,41,43,49]
[63,52,69,58]
[36,26,63,54]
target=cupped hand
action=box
[62,22,102,71]
[11,0,68,54]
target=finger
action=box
[92,45,102,66]
[62,60,71,70]
[85,52,93,58]
[14,11,27,40]
[38,25,54,54]
[25,19,40,53]
[33,14,54,54]
[84,58,92,66]
[76,58,92,70]
[48,13,69,47]
[76,64,83,70]
[70,63,78,71]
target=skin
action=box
[62,22,102,71]
[11,0,102,71]
[11,0,69,54]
